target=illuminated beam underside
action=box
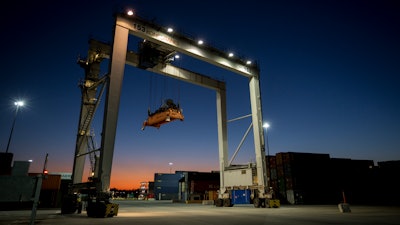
[88,39,225,91]
[116,15,258,78]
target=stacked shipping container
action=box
[273,152,334,204]
[270,153,384,205]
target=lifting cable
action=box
[172,77,181,107]
[175,60,182,107]
[148,75,153,114]
[147,63,182,114]
[163,75,167,104]
[148,74,164,113]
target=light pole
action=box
[263,123,270,157]
[5,101,24,153]
[168,162,173,173]
[263,123,270,188]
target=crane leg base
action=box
[87,202,119,217]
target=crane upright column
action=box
[97,22,129,193]
[72,42,104,184]
[249,73,268,197]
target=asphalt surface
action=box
[1,200,399,225]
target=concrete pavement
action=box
[1,200,399,225]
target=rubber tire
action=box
[87,202,107,218]
[215,198,224,207]
[61,196,77,214]
[223,198,232,207]
[253,198,261,208]
[261,198,267,208]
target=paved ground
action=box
[1,200,399,225]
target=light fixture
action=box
[228,52,234,57]
[197,40,204,45]
[168,162,173,173]
[126,9,134,16]
[15,101,24,107]
[167,27,173,33]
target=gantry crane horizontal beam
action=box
[87,39,226,91]
[116,13,259,78]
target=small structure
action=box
[142,99,184,130]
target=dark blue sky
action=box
[1,0,399,189]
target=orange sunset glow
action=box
[27,153,220,190]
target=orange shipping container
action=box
[41,174,61,190]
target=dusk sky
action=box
[1,0,399,189]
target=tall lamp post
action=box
[5,101,24,153]
[263,123,270,187]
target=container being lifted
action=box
[141,99,184,130]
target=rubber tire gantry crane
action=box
[63,9,270,217]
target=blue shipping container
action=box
[232,189,251,204]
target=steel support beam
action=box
[216,88,228,194]
[72,42,104,184]
[249,74,268,194]
[98,23,129,192]
[116,14,258,78]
